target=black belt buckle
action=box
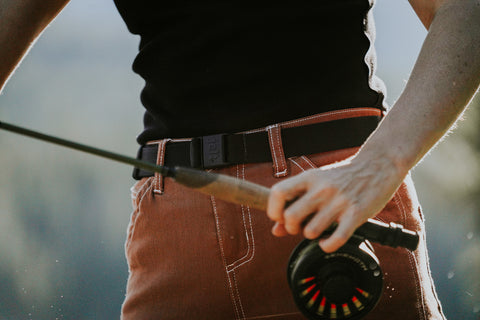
[190,134,229,169]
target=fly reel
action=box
[287,220,419,320]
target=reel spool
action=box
[287,237,383,320]
[287,219,419,320]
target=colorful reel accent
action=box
[287,238,383,319]
[297,274,373,319]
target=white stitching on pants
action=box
[267,125,280,174]
[210,195,242,319]
[154,139,170,194]
[228,205,255,271]
[395,190,426,320]
[127,181,154,250]
[421,226,447,320]
[133,178,152,207]
[130,178,150,203]
[231,269,246,319]
[242,164,255,271]
[240,107,381,134]
[279,107,380,128]
[227,164,256,271]
[300,155,316,169]
[274,127,287,176]
[289,158,306,172]
[267,125,288,177]
[408,250,427,320]
[290,156,319,173]
[226,204,251,269]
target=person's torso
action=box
[113,0,386,144]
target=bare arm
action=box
[267,0,480,252]
[375,0,480,173]
[0,0,69,92]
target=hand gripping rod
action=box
[0,120,419,250]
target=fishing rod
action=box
[0,119,419,319]
[0,120,269,208]
[0,119,418,249]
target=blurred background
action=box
[0,1,478,319]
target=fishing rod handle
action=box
[172,167,419,251]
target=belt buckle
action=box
[190,134,229,169]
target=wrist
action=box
[352,123,416,181]
[355,145,412,179]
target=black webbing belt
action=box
[132,115,381,180]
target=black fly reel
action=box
[287,220,419,320]
[288,237,382,320]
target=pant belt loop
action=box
[267,124,288,178]
[154,138,171,194]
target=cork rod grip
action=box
[172,166,419,251]
[172,166,270,211]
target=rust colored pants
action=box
[121,108,446,320]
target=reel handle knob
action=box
[355,219,419,251]
[322,219,419,251]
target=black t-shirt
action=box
[113,0,386,144]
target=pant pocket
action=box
[210,164,255,269]
[289,147,360,172]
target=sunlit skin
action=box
[0,0,70,91]
[267,0,480,252]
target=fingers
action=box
[266,158,400,253]
[271,222,288,237]
[267,170,344,237]
[319,208,361,253]
[267,173,310,223]
[283,188,335,234]
[267,171,361,253]
[302,195,349,239]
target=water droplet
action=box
[466,232,473,240]
[473,303,480,313]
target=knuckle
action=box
[284,211,301,225]
[303,226,320,239]
[333,231,352,245]
[270,184,287,198]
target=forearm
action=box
[356,0,480,174]
[0,0,69,92]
